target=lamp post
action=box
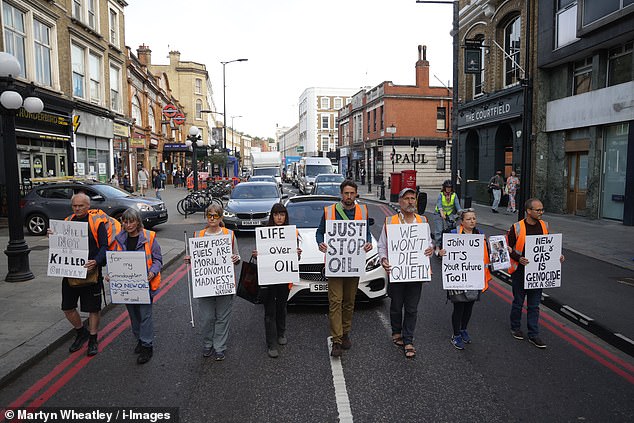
[185,125,204,191]
[386,124,396,173]
[0,52,44,282]
[230,115,242,161]
[221,59,248,176]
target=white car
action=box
[285,195,387,305]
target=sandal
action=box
[404,344,416,359]
[392,334,404,347]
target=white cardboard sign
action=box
[47,219,89,278]
[325,220,367,277]
[524,234,562,289]
[255,225,299,285]
[189,234,236,297]
[106,251,150,304]
[488,235,511,271]
[442,233,485,290]
[386,223,431,282]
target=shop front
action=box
[73,111,114,183]
[113,122,130,183]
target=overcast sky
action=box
[124,0,453,139]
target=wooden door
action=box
[566,152,588,214]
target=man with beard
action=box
[377,188,434,359]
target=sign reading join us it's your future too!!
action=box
[106,251,150,304]
[386,223,432,282]
[442,233,485,290]
[255,225,299,285]
[47,219,89,279]
[524,234,563,289]
[189,234,235,297]
[325,220,367,277]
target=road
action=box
[1,184,633,422]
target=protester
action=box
[316,180,373,357]
[506,171,520,213]
[438,208,491,350]
[507,198,565,349]
[185,204,241,360]
[110,208,162,364]
[488,170,505,213]
[51,193,108,356]
[137,167,149,197]
[377,187,434,358]
[434,179,462,255]
[251,203,302,358]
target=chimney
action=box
[415,45,430,88]
[169,51,181,66]
[137,44,152,66]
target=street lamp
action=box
[185,125,204,191]
[221,59,248,176]
[231,115,242,160]
[0,52,44,282]
[386,124,396,173]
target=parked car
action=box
[311,173,345,194]
[21,180,168,236]
[312,183,341,196]
[223,182,287,232]
[284,195,387,305]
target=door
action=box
[601,124,628,220]
[45,154,57,177]
[566,152,588,214]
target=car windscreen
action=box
[92,184,131,198]
[287,201,336,228]
[315,174,344,183]
[250,177,276,183]
[313,184,340,196]
[306,165,332,177]
[231,184,279,199]
[253,168,280,177]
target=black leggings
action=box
[452,301,475,336]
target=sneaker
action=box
[69,328,89,353]
[214,351,226,361]
[87,337,98,356]
[451,335,465,350]
[137,346,153,364]
[529,337,547,349]
[492,209,499,213]
[511,329,525,340]
[460,329,472,344]
[202,346,215,358]
[277,336,287,346]
[134,340,142,354]
[267,348,279,358]
[341,335,352,350]
[330,343,343,358]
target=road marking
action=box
[328,337,353,423]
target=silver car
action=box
[223,182,287,232]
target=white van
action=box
[297,157,333,194]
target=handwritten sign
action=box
[325,220,367,277]
[442,234,485,290]
[524,234,562,289]
[106,251,150,304]
[386,223,431,282]
[488,235,511,271]
[47,219,89,278]
[255,225,299,285]
[189,234,235,297]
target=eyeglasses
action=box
[207,213,221,219]
[530,208,544,213]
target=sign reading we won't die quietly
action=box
[442,234,485,290]
[47,219,89,278]
[106,251,150,304]
[325,220,367,277]
[189,234,235,297]
[386,223,431,282]
[524,234,562,289]
[255,225,299,285]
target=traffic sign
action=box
[296,146,304,153]
[163,104,178,118]
[172,112,185,125]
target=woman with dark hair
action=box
[252,203,301,358]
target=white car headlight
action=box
[136,203,152,212]
[223,210,236,218]
[366,254,381,271]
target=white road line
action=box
[328,337,353,423]
[375,308,392,332]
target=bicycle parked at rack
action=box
[177,181,233,216]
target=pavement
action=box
[1,183,633,387]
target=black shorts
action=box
[61,278,103,313]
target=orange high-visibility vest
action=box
[458,225,490,291]
[385,213,426,226]
[507,219,549,274]
[324,203,368,221]
[113,229,161,291]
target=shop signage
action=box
[15,109,72,141]
[390,153,429,165]
[458,90,524,129]
[130,138,145,148]
[163,143,189,152]
[113,123,129,137]
[163,104,178,118]
[172,112,185,125]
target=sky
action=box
[124,0,453,139]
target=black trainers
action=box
[267,348,279,358]
[134,340,142,354]
[277,336,287,345]
[137,346,153,364]
[330,343,343,358]
[69,328,89,353]
[341,335,352,350]
[87,336,98,356]
[529,337,547,349]
[511,329,525,340]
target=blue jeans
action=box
[126,289,156,347]
[199,294,234,353]
[510,269,542,338]
[388,282,423,345]
[492,189,502,210]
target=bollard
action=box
[379,181,386,201]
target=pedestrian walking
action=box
[488,170,505,213]
[507,198,565,349]
[433,180,462,255]
[185,204,241,360]
[360,167,366,185]
[377,187,434,358]
[506,171,520,213]
[137,167,149,197]
[251,203,302,358]
[316,180,373,357]
[110,208,162,364]
[109,174,119,187]
[154,170,165,200]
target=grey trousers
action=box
[126,289,156,347]
[198,294,234,353]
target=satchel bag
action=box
[236,258,261,304]
[448,289,480,303]
[67,268,99,287]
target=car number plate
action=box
[159,212,167,218]
[310,283,328,293]
[242,220,262,226]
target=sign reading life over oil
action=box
[325,220,367,277]
[47,219,89,278]
[442,234,485,290]
[189,234,235,297]
[255,225,299,285]
[386,223,431,282]
[524,234,562,289]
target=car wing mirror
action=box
[368,217,375,226]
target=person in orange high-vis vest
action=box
[378,188,434,359]
[507,198,564,349]
[111,208,162,364]
[438,208,491,350]
[316,180,373,358]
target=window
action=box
[73,0,81,20]
[148,106,156,132]
[71,44,85,98]
[557,0,578,48]
[132,95,142,125]
[334,98,342,109]
[109,8,119,46]
[367,111,370,132]
[573,57,592,94]
[436,147,446,170]
[321,135,330,152]
[195,99,203,119]
[33,20,52,86]
[195,78,202,94]
[3,3,26,77]
[321,97,330,109]
[608,42,633,87]
[87,0,96,29]
[72,0,98,29]
[89,53,101,103]
[437,107,447,130]
[110,65,121,111]
[504,16,522,86]
[582,0,622,26]
[72,43,103,103]
[380,106,384,130]
[473,36,485,96]
[322,114,329,129]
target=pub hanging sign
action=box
[464,38,483,75]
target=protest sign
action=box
[255,225,299,285]
[189,234,235,297]
[524,233,562,289]
[106,251,150,304]
[325,220,367,277]
[386,223,431,282]
[488,235,511,271]
[47,219,89,278]
[442,233,485,290]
